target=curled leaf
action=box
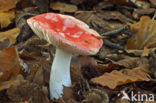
[0,0,18,12]
[0,10,15,28]
[127,16,156,49]
[91,66,150,89]
[0,27,20,45]
[50,2,77,13]
[0,47,21,81]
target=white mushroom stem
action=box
[50,48,72,99]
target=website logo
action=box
[119,90,155,102]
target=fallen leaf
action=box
[142,47,150,57]
[50,2,78,13]
[33,0,49,11]
[127,16,156,49]
[70,0,86,4]
[130,0,150,9]
[75,11,124,33]
[7,81,43,103]
[111,0,150,8]
[149,57,156,78]
[110,0,132,6]
[97,63,119,70]
[132,8,155,19]
[63,87,75,102]
[115,98,130,103]
[71,56,97,82]
[40,86,50,103]
[0,28,20,45]
[94,1,114,10]
[33,66,44,85]
[0,10,15,28]
[96,10,135,24]
[111,57,140,68]
[0,47,21,81]
[0,0,18,12]
[0,75,25,92]
[125,48,156,57]
[149,0,156,6]
[91,66,150,89]
[0,39,10,50]
[82,89,109,103]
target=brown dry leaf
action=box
[110,0,132,5]
[75,11,124,33]
[40,86,50,103]
[0,10,15,29]
[115,98,130,103]
[97,63,119,70]
[0,0,18,12]
[132,8,155,19]
[126,48,156,58]
[62,87,75,102]
[50,2,78,13]
[7,81,42,103]
[91,66,150,89]
[70,0,86,4]
[127,16,156,49]
[142,47,150,57]
[111,57,140,68]
[82,89,109,103]
[71,56,97,82]
[0,47,21,81]
[149,0,156,6]
[0,27,20,45]
[33,66,44,85]
[0,75,25,92]
[96,10,135,24]
[111,0,150,8]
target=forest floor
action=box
[0,0,156,103]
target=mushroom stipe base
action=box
[50,48,72,99]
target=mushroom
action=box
[27,13,103,99]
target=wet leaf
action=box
[0,0,18,12]
[127,16,156,49]
[0,10,15,28]
[50,2,78,13]
[91,66,150,89]
[0,47,21,81]
[0,28,20,45]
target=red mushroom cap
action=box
[27,13,103,55]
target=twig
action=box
[152,11,156,20]
[103,39,124,50]
[140,33,156,49]
[128,0,141,8]
[101,26,127,36]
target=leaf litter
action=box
[0,0,156,103]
